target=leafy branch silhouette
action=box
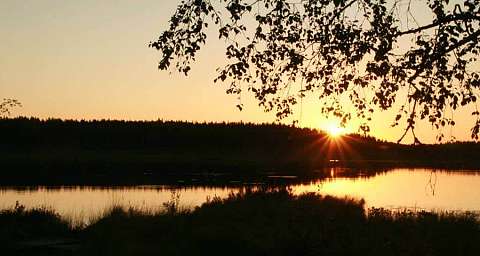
[151,0,480,143]
[0,99,21,117]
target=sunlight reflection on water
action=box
[1,168,480,225]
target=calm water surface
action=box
[1,168,480,225]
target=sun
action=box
[323,123,346,138]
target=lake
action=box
[1,168,480,225]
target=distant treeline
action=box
[0,117,327,150]
[0,117,479,184]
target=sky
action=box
[1,0,478,143]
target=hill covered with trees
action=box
[0,117,479,184]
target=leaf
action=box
[334,0,344,7]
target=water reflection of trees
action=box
[3,167,480,192]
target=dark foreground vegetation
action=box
[1,188,479,256]
[1,118,480,184]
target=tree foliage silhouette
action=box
[150,0,480,142]
[0,99,21,118]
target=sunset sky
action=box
[1,0,478,143]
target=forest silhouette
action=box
[1,117,479,185]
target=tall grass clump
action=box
[3,188,480,255]
[0,203,72,250]
[80,187,480,256]
[365,207,480,255]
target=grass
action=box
[0,204,73,253]
[1,188,479,255]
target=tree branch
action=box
[396,13,480,36]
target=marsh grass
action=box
[0,203,74,252]
[2,188,480,255]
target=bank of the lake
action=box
[2,188,479,256]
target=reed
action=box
[2,188,479,255]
